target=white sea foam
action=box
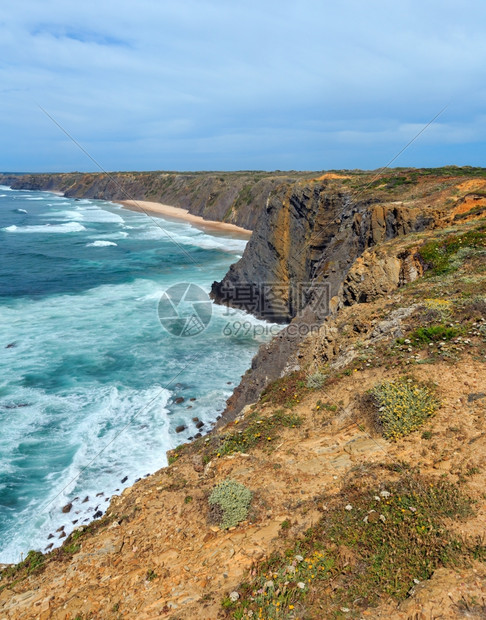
[40,205,125,224]
[78,209,124,224]
[135,225,247,253]
[0,384,172,562]
[0,185,14,191]
[39,210,81,220]
[2,222,86,233]
[86,240,118,247]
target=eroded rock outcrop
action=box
[214,181,438,421]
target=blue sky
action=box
[1,0,486,172]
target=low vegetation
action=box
[218,409,302,457]
[370,378,439,440]
[306,371,327,389]
[418,225,486,276]
[397,324,462,345]
[260,372,308,407]
[223,477,483,619]
[0,551,45,594]
[209,479,252,530]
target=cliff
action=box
[0,192,485,618]
[0,170,315,232]
[214,169,486,420]
[1,168,486,619]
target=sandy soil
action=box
[117,199,252,237]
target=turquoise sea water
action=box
[0,186,275,563]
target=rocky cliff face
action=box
[212,176,442,421]
[211,181,435,321]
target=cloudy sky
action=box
[1,0,486,172]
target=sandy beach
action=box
[117,199,252,237]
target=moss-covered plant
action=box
[370,378,439,440]
[209,479,252,529]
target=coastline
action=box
[116,199,252,237]
[0,186,257,563]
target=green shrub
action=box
[209,479,252,529]
[370,378,439,440]
[306,371,327,389]
[418,226,486,275]
[409,324,460,344]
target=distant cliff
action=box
[0,171,314,231]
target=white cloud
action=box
[1,0,486,170]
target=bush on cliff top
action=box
[209,479,252,529]
[418,225,486,275]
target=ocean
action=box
[0,186,276,563]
